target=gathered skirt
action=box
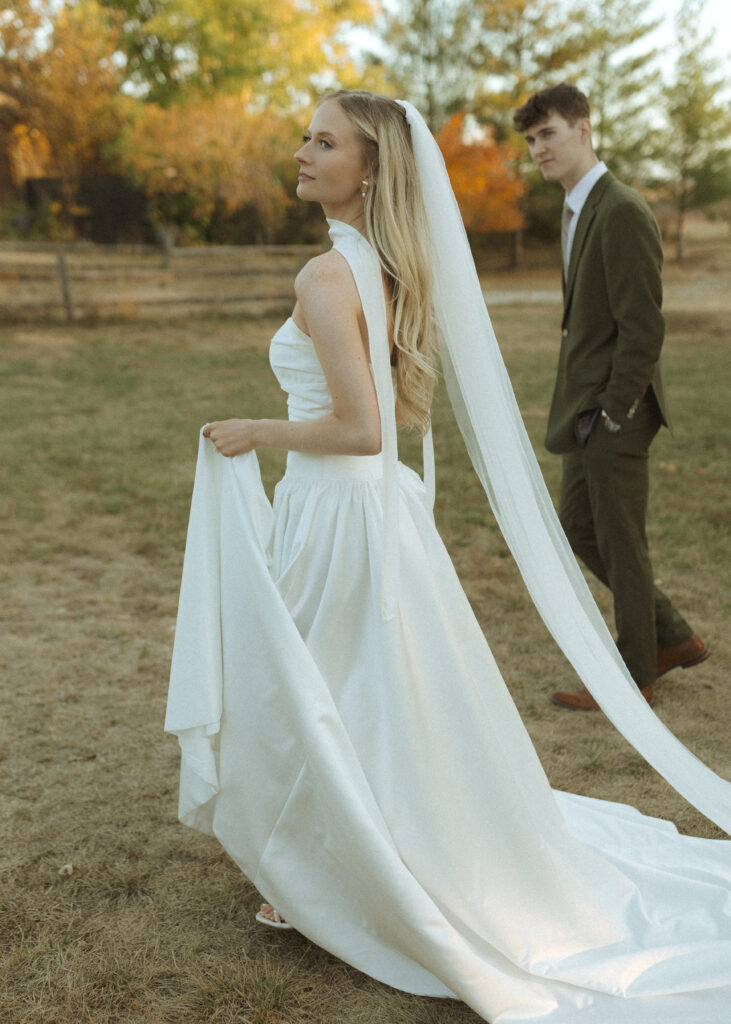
[166,439,731,1023]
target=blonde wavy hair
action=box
[324,90,438,434]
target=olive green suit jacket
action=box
[545,172,670,454]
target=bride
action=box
[166,90,730,1023]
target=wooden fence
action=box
[0,241,325,321]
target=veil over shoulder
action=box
[395,99,731,833]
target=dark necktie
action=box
[561,202,574,276]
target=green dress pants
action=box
[558,395,692,690]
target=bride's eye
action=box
[301,134,331,149]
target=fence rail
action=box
[0,242,325,321]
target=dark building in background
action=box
[24,175,151,244]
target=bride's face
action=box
[294,100,369,226]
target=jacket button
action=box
[562,328,568,337]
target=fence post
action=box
[156,226,176,268]
[56,250,74,322]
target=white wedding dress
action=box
[166,221,731,1023]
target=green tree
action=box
[663,0,731,261]
[370,0,582,265]
[474,0,585,268]
[100,0,376,106]
[369,0,490,131]
[571,0,662,185]
[474,0,584,132]
[371,0,582,134]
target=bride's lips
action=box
[298,172,314,182]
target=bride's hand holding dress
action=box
[202,418,262,457]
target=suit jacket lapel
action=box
[563,172,613,317]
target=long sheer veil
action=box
[397,99,730,833]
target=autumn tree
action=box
[663,0,731,261]
[368,0,581,264]
[99,0,377,106]
[116,95,299,242]
[0,2,46,192]
[571,0,662,185]
[438,112,525,234]
[7,124,53,186]
[371,0,582,133]
[0,0,126,222]
[473,1,585,266]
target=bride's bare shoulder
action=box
[294,249,358,307]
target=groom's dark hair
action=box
[513,83,591,133]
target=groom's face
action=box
[523,112,591,192]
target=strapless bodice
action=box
[269,317,332,422]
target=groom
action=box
[513,83,709,710]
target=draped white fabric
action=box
[397,99,731,832]
[165,432,731,1023]
[166,228,730,1018]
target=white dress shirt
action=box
[564,161,608,266]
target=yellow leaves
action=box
[119,95,299,234]
[120,0,379,106]
[438,113,526,233]
[2,0,126,188]
[8,123,54,184]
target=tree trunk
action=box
[155,224,177,268]
[675,190,686,263]
[56,250,73,322]
[511,227,524,270]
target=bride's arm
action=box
[203,250,382,458]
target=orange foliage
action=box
[438,113,526,233]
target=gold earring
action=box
[361,179,369,198]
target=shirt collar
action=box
[565,161,608,214]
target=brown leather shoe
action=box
[551,685,654,711]
[657,633,709,677]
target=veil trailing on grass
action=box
[396,99,730,833]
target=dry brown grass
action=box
[1,225,729,1022]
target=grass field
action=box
[1,227,729,1023]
